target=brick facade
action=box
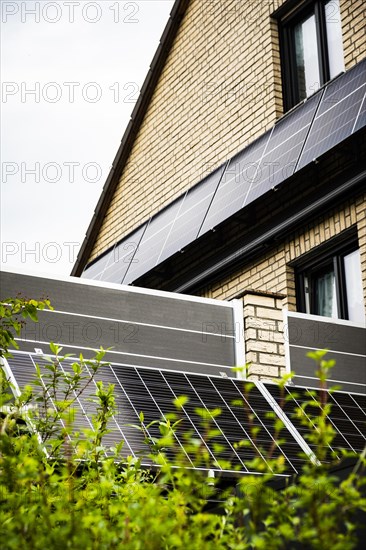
[89,0,365,261]
[81,0,365,382]
[202,193,366,307]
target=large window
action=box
[296,239,365,324]
[279,0,345,110]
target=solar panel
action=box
[5,350,308,475]
[103,223,147,284]
[0,270,240,379]
[296,59,366,170]
[246,91,322,203]
[80,60,365,283]
[5,350,365,474]
[353,91,366,134]
[158,165,225,263]
[82,247,115,281]
[123,196,186,284]
[197,92,322,237]
[198,133,269,235]
[81,223,147,284]
[263,383,366,461]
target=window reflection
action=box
[294,13,321,100]
[313,266,338,318]
[325,0,345,79]
[344,249,364,323]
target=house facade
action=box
[72,0,366,384]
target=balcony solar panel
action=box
[124,196,186,283]
[5,351,307,475]
[198,133,269,236]
[158,165,225,263]
[5,351,365,475]
[296,59,366,170]
[263,383,366,461]
[246,92,322,204]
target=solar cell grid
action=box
[198,134,269,236]
[248,92,322,195]
[159,165,225,263]
[102,224,147,284]
[353,93,366,133]
[264,384,366,459]
[5,351,365,476]
[296,60,366,171]
[124,196,186,283]
[82,247,115,281]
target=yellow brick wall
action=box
[201,194,366,319]
[340,0,366,68]
[90,0,365,261]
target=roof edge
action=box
[71,0,191,277]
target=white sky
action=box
[0,0,175,275]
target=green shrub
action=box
[0,298,365,549]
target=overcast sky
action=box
[1,0,174,276]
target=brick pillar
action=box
[242,290,286,381]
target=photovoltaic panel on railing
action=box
[263,383,366,460]
[123,196,186,284]
[245,92,322,204]
[353,91,366,133]
[198,132,270,236]
[10,351,356,475]
[82,223,147,284]
[82,247,115,281]
[102,223,147,284]
[296,59,366,171]
[158,165,225,263]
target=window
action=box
[296,239,364,324]
[279,0,345,110]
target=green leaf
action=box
[173,395,188,409]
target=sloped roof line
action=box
[72,0,191,277]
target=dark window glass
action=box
[311,264,338,318]
[279,0,344,110]
[297,243,364,323]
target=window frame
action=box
[294,232,362,321]
[278,0,343,111]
